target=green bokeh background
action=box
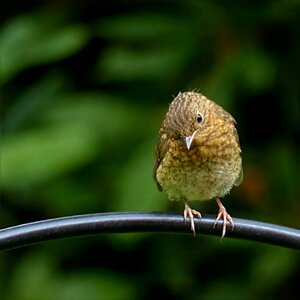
[1,1,299,299]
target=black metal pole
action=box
[0,212,299,251]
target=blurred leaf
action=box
[3,73,65,133]
[95,12,196,82]
[201,282,251,300]
[98,46,190,81]
[2,123,98,189]
[0,14,89,83]
[42,93,137,132]
[5,252,138,300]
[97,13,190,41]
[249,247,296,294]
[57,271,138,300]
[237,47,276,91]
[31,25,88,63]
[1,93,139,190]
[266,142,299,216]
[207,46,276,107]
[114,138,166,212]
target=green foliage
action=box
[6,252,137,300]
[1,1,299,299]
[1,12,88,83]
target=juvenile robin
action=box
[153,92,243,238]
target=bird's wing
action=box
[153,127,169,191]
[231,118,243,186]
[234,168,243,186]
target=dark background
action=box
[1,1,299,299]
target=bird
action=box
[153,91,243,238]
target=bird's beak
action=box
[185,130,198,150]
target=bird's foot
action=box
[184,201,201,236]
[213,197,234,239]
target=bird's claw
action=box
[213,197,234,239]
[184,202,201,236]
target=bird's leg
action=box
[213,197,234,239]
[184,201,201,236]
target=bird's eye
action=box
[196,112,203,123]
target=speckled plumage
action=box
[153,92,243,237]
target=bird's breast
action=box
[156,138,242,201]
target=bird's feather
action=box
[153,126,169,191]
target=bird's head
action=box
[166,92,235,150]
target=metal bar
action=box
[0,212,299,251]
